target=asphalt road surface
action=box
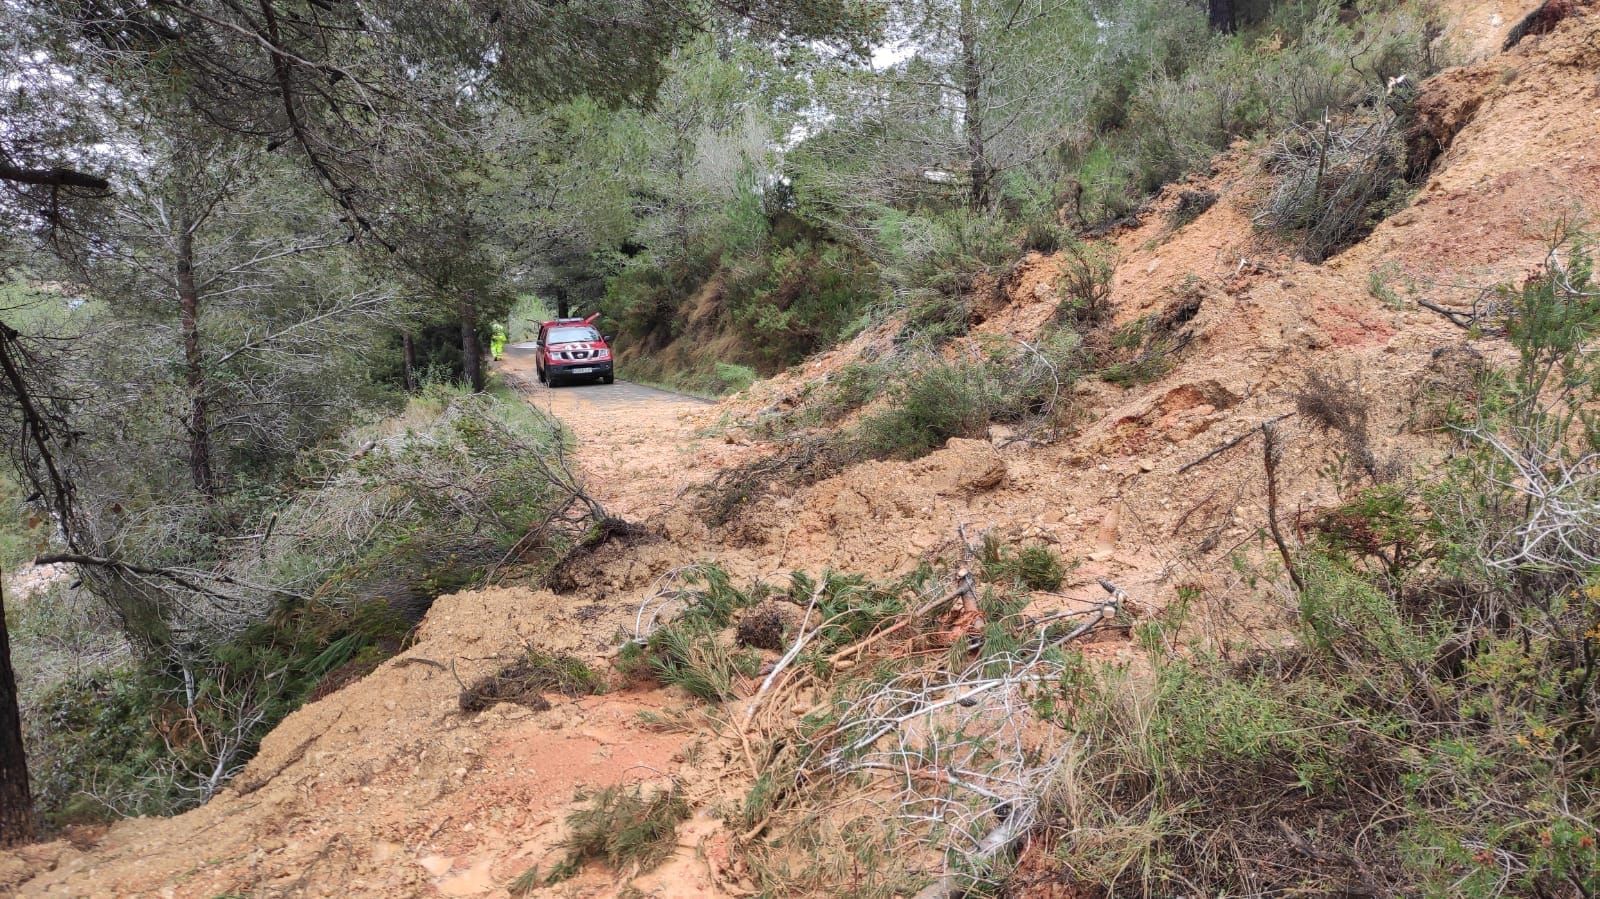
[500,343,713,409]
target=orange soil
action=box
[6,3,1598,895]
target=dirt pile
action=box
[7,3,1599,895]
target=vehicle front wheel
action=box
[601,373,614,385]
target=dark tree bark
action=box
[175,217,215,498]
[555,290,570,319]
[959,0,989,211]
[460,294,484,392]
[0,161,110,193]
[402,332,417,392]
[1208,0,1236,33]
[0,568,35,848]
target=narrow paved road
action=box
[501,344,713,409]
[497,343,718,521]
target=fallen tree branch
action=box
[0,162,111,193]
[1417,298,1477,330]
[911,815,1029,899]
[827,573,975,666]
[1178,412,1295,474]
[33,552,305,601]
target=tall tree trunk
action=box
[460,294,484,393]
[0,568,35,848]
[555,289,569,319]
[1208,0,1236,33]
[959,0,988,212]
[175,218,214,498]
[401,332,417,392]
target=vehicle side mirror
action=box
[603,334,615,344]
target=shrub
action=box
[1295,366,1388,483]
[735,605,790,651]
[642,620,759,702]
[723,238,882,368]
[1022,216,1068,254]
[713,362,757,394]
[1053,240,1118,327]
[1255,102,1413,261]
[1034,233,1600,897]
[1169,189,1217,229]
[884,210,1017,341]
[26,595,409,824]
[18,386,579,825]
[857,359,999,459]
[987,329,1083,424]
[619,566,763,701]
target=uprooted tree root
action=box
[458,648,600,713]
[543,515,654,593]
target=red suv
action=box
[535,315,614,386]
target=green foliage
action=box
[843,327,1079,461]
[713,362,758,395]
[27,596,408,825]
[769,360,890,437]
[884,211,1018,342]
[857,359,999,459]
[722,236,884,367]
[507,294,554,343]
[461,647,602,712]
[20,386,575,824]
[1039,234,1600,897]
[0,472,48,569]
[619,566,764,701]
[1256,102,1415,261]
[1063,0,1439,226]
[1053,241,1118,327]
[980,535,1071,591]
[644,619,759,702]
[558,783,691,875]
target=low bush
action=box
[1255,101,1414,261]
[27,595,409,824]
[618,566,764,701]
[1053,241,1119,328]
[19,385,581,825]
[1169,189,1217,229]
[1036,233,1600,897]
[855,327,1083,461]
[884,210,1018,342]
[857,359,1000,460]
[1062,0,1439,227]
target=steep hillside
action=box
[5,2,1598,895]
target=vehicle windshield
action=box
[546,326,600,344]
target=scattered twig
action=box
[1178,412,1295,474]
